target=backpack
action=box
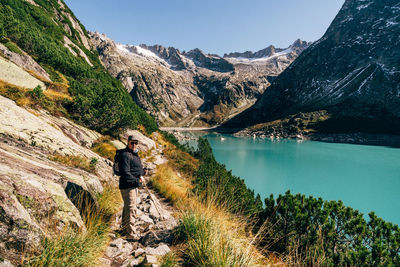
[113,149,125,176]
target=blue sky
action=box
[65,0,345,56]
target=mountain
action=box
[91,33,310,127]
[223,0,400,137]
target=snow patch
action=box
[357,2,372,10]
[386,19,399,27]
[135,45,160,59]
[116,44,170,66]
[341,16,354,23]
[227,48,293,63]
[116,44,131,54]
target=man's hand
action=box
[139,176,145,184]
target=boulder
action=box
[134,248,145,257]
[0,259,14,267]
[153,155,166,166]
[38,110,102,149]
[140,230,174,247]
[129,257,144,266]
[0,96,118,264]
[145,254,158,265]
[145,244,170,256]
[105,240,134,259]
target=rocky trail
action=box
[101,187,178,267]
[101,156,179,267]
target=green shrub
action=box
[29,85,44,100]
[258,192,400,266]
[89,157,98,170]
[1,39,23,55]
[0,0,157,136]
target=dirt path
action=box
[100,154,178,267]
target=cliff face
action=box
[0,95,111,263]
[91,33,309,127]
[224,0,400,134]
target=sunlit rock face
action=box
[224,0,400,134]
[90,32,309,127]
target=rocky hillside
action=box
[0,1,173,265]
[0,0,156,136]
[223,0,400,136]
[90,32,310,127]
[0,93,177,266]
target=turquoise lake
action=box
[184,133,400,225]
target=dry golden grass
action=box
[26,68,70,91]
[0,79,23,90]
[137,124,148,135]
[0,79,70,116]
[56,71,69,87]
[163,148,198,177]
[43,89,72,101]
[150,162,271,266]
[92,137,117,161]
[138,147,154,160]
[15,97,33,106]
[97,184,123,217]
[26,69,50,83]
[49,154,97,174]
[151,164,193,207]
[151,131,172,149]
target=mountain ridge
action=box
[91,32,310,127]
[222,0,400,137]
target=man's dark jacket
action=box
[119,148,144,189]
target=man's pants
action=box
[120,188,138,237]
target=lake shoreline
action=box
[162,127,400,148]
[234,131,400,148]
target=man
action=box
[119,136,145,240]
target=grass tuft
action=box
[163,148,198,178]
[150,164,193,207]
[26,185,122,267]
[160,252,180,267]
[49,154,97,174]
[91,136,117,161]
[175,210,259,267]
